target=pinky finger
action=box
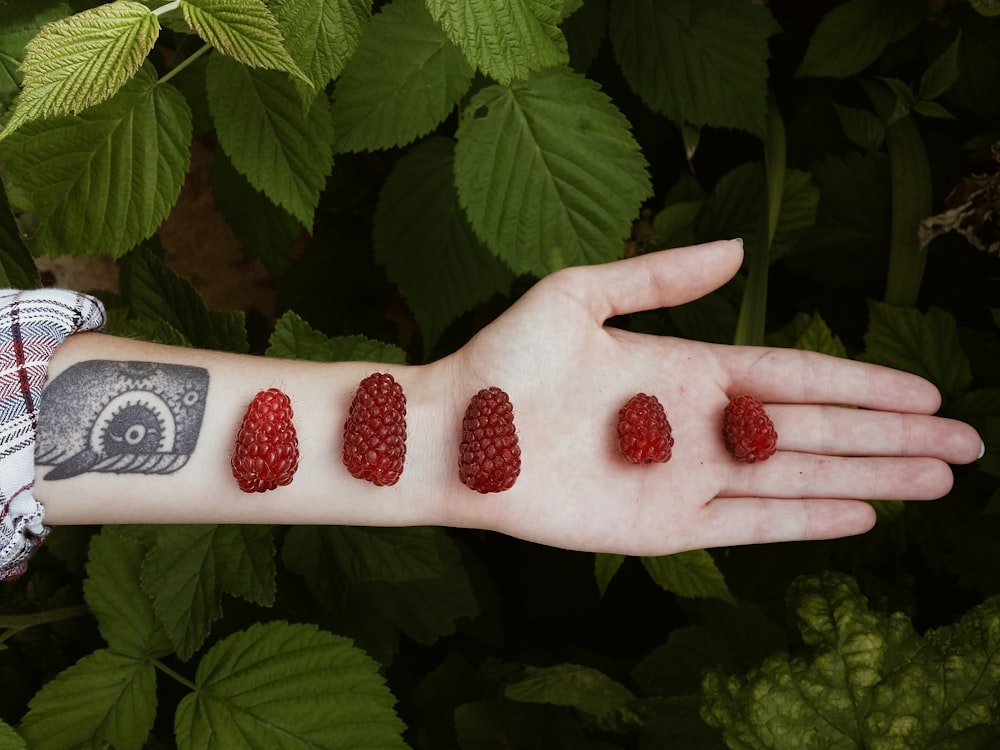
[698,497,878,548]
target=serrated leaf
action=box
[594,552,625,596]
[506,664,635,718]
[0,1,68,107]
[120,245,248,352]
[834,104,885,151]
[425,0,566,85]
[641,550,733,603]
[1,1,159,137]
[180,0,308,83]
[271,0,371,93]
[862,301,972,398]
[0,720,25,750]
[84,528,172,659]
[266,310,406,363]
[796,0,924,79]
[141,525,275,660]
[375,137,513,354]
[331,0,474,152]
[609,0,778,136]
[563,0,607,74]
[0,183,38,288]
[206,52,333,227]
[20,649,157,750]
[0,64,191,259]
[175,621,407,750]
[455,66,650,276]
[919,33,961,101]
[769,312,848,358]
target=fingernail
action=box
[731,237,744,246]
[978,440,986,460]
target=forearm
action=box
[35,332,466,528]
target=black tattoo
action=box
[36,361,209,480]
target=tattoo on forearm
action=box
[36,360,209,480]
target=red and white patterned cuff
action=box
[0,288,106,581]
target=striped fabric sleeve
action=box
[0,288,106,581]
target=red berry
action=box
[723,395,778,463]
[231,388,299,492]
[459,386,521,493]
[618,393,674,464]
[342,372,407,486]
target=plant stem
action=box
[159,43,211,86]
[734,94,785,347]
[152,0,182,16]
[155,659,198,692]
[0,604,90,644]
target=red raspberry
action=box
[459,386,521,493]
[618,393,674,464]
[231,388,300,492]
[342,372,407,486]
[723,395,778,463]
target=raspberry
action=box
[459,386,521,493]
[342,372,407,486]
[231,388,300,492]
[723,395,778,463]
[617,393,674,464]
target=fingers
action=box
[554,239,744,322]
[698,497,877,548]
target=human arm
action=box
[32,240,984,556]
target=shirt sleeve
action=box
[1,288,106,581]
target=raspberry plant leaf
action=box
[174,621,408,750]
[795,0,924,79]
[0,1,68,112]
[375,137,514,354]
[505,663,636,720]
[0,720,24,749]
[425,0,567,85]
[0,63,191,259]
[138,525,276,660]
[0,186,37,289]
[609,0,779,136]
[331,0,474,153]
[266,310,407,364]
[641,550,733,603]
[180,0,309,84]
[206,52,333,227]
[84,529,172,660]
[594,552,625,596]
[455,66,651,276]
[949,7,1000,116]
[19,649,157,750]
[0,1,159,138]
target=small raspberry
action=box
[342,372,407,486]
[618,393,674,464]
[723,395,778,463]
[459,386,521,493]
[231,388,300,492]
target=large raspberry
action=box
[618,393,674,464]
[723,395,778,463]
[342,372,407,486]
[231,388,300,492]
[459,386,521,493]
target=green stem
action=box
[155,659,197,692]
[734,94,786,347]
[0,604,90,644]
[159,43,211,86]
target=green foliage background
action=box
[2,0,1000,747]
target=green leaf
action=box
[140,525,276,659]
[266,310,407,363]
[834,104,885,151]
[206,52,333,227]
[425,0,567,85]
[176,621,407,750]
[594,552,625,596]
[862,301,972,398]
[768,311,848,358]
[0,182,38,288]
[1,1,159,137]
[180,0,308,83]
[455,66,651,276]
[0,720,25,750]
[120,245,249,353]
[0,63,192,259]
[84,529,172,659]
[20,649,157,750]
[796,0,924,79]
[918,33,961,101]
[271,0,371,93]
[641,550,733,603]
[609,0,779,136]
[506,664,635,718]
[949,6,1000,116]
[912,99,956,119]
[374,137,514,354]
[331,0,474,152]
[702,572,1000,749]
[0,1,68,109]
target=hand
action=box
[435,240,984,555]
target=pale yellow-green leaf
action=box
[1,1,159,138]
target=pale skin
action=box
[35,240,984,555]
